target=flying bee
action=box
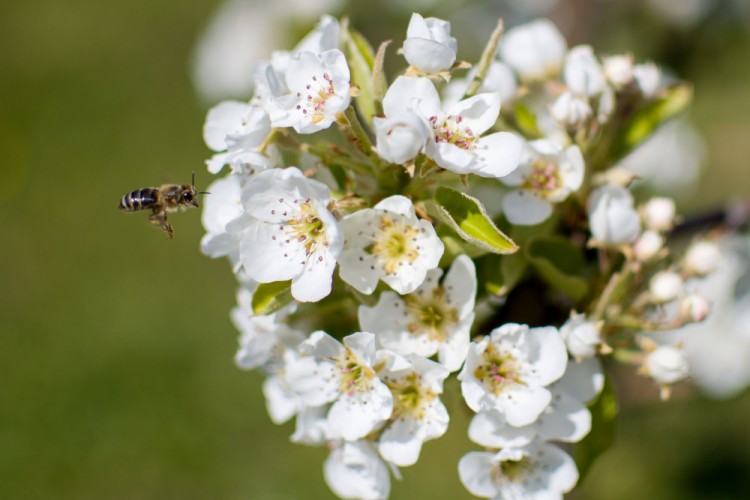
[118,172,209,238]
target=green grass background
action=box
[1,0,750,498]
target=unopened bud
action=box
[641,197,676,232]
[645,345,689,385]
[679,294,711,323]
[683,240,721,276]
[560,314,601,359]
[649,270,683,303]
[603,54,634,88]
[633,230,664,262]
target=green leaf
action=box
[343,27,377,125]
[513,102,541,138]
[431,186,518,255]
[251,281,293,315]
[611,84,693,160]
[525,236,589,301]
[575,373,618,482]
[479,252,528,297]
[371,40,391,115]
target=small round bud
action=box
[633,62,661,98]
[679,294,711,323]
[560,315,601,359]
[641,197,676,232]
[603,54,634,88]
[649,270,683,303]
[633,230,664,262]
[683,240,721,276]
[645,346,689,385]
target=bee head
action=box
[183,172,210,208]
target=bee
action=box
[118,172,209,238]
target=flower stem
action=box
[337,106,376,159]
[463,18,504,99]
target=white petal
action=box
[382,76,442,120]
[324,441,390,500]
[473,131,523,178]
[373,195,416,219]
[203,100,251,151]
[403,38,456,74]
[262,375,299,424]
[239,222,306,282]
[291,405,329,445]
[290,248,336,302]
[525,326,568,386]
[446,93,500,135]
[458,452,498,498]
[378,419,426,467]
[538,394,591,443]
[556,358,604,403]
[498,385,551,427]
[468,410,534,448]
[502,190,553,225]
[327,381,393,441]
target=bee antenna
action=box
[198,191,211,196]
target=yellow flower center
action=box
[336,346,376,396]
[404,287,458,342]
[523,160,562,198]
[385,372,436,421]
[473,343,523,395]
[367,215,420,275]
[430,114,477,150]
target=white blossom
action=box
[550,91,593,128]
[402,13,457,74]
[468,358,603,448]
[324,440,391,500]
[633,230,665,262]
[202,100,273,174]
[679,294,711,323]
[382,76,522,178]
[286,331,393,442]
[376,351,450,466]
[458,441,578,500]
[458,323,567,427]
[499,18,567,81]
[500,139,584,225]
[359,255,476,372]
[238,167,343,302]
[603,53,635,88]
[339,195,444,295]
[633,61,662,98]
[564,45,607,97]
[200,174,245,264]
[588,184,641,246]
[265,48,351,133]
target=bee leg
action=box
[149,211,174,239]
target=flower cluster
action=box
[198,12,724,500]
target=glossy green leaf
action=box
[611,84,693,160]
[575,373,618,482]
[252,280,293,315]
[343,27,377,125]
[432,186,518,255]
[525,236,589,301]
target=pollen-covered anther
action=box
[369,216,421,275]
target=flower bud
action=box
[551,91,592,128]
[374,113,430,164]
[402,13,457,74]
[649,270,683,303]
[633,230,664,262]
[499,19,567,81]
[603,54,634,88]
[645,346,689,385]
[587,185,641,246]
[679,294,711,323]
[564,45,606,97]
[633,62,661,98]
[560,315,601,359]
[641,197,676,232]
[683,240,721,276]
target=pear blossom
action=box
[402,13,457,74]
[202,100,273,174]
[564,45,607,97]
[238,167,343,302]
[550,91,593,128]
[380,76,522,178]
[265,48,351,133]
[587,184,641,246]
[376,351,450,466]
[679,294,711,323]
[633,61,662,98]
[200,173,244,264]
[499,139,584,225]
[291,405,330,445]
[458,323,567,427]
[553,45,614,127]
[373,113,431,165]
[339,195,444,295]
[499,18,567,81]
[324,440,391,500]
[468,358,603,448]
[443,61,518,108]
[560,313,602,360]
[286,331,393,441]
[459,441,578,500]
[358,255,476,371]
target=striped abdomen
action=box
[119,188,158,212]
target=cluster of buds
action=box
[197,12,719,500]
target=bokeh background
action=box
[2,0,750,498]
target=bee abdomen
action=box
[119,188,158,212]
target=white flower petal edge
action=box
[402,13,457,74]
[324,440,391,500]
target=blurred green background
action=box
[2,0,750,498]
